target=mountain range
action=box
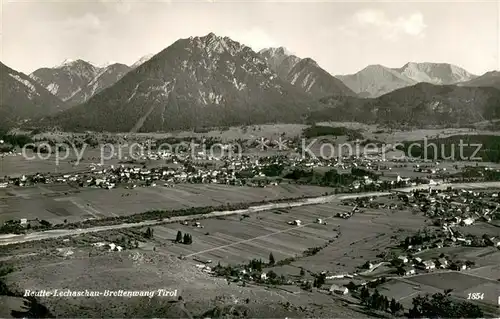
[1,32,500,132]
[46,33,316,132]
[0,61,66,128]
[259,47,355,98]
[336,62,477,98]
[30,59,133,107]
[130,54,154,69]
[460,71,500,90]
[309,83,500,127]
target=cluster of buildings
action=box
[2,134,459,194]
[392,254,470,277]
[1,156,284,189]
[0,147,417,191]
[399,188,500,246]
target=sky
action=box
[1,0,499,76]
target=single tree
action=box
[383,296,389,311]
[267,270,278,280]
[371,289,381,309]
[313,273,326,288]
[360,286,370,305]
[269,252,275,265]
[144,227,154,239]
[183,233,193,245]
[175,230,183,243]
[390,298,398,314]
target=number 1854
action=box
[467,293,484,300]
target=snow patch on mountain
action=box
[9,74,38,98]
[63,87,82,102]
[131,54,154,69]
[56,59,75,68]
[46,83,59,95]
[32,60,132,105]
[397,62,476,84]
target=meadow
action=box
[133,202,427,277]
[0,183,335,225]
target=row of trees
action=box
[143,227,154,239]
[57,194,322,230]
[175,231,193,245]
[402,230,437,247]
[399,134,500,163]
[313,273,326,288]
[0,219,53,235]
[360,287,404,315]
[0,133,33,150]
[285,167,409,192]
[114,236,139,250]
[408,290,484,318]
[302,125,363,140]
[359,288,485,318]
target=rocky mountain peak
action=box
[31,58,131,106]
[131,54,154,69]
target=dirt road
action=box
[0,192,389,247]
[2,180,498,247]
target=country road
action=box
[0,191,389,247]
[1,180,499,247]
[393,181,500,192]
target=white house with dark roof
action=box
[329,284,348,295]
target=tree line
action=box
[359,286,404,315]
[175,231,193,245]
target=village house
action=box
[437,258,448,269]
[460,217,475,226]
[108,243,123,251]
[404,267,416,276]
[397,255,409,263]
[420,260,436,271]
[288,220,302,226]
[329,284,349,295]
[491,237,500,247]
[454,262,468,271]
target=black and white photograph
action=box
[0,0,499,318]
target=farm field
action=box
[37,124,310,142]
[0,183,336,225]
[408,272,494,293]
[0,148,120,177]
[414,247,500,268]
[290,208,426,274]
[144,203,426,276]
[466,263,500,280]
[148,202,349,266]
[35,123,500,144]
[455,222,500,237]
[405,272,500,306]
[380,271,500,309]
[378,278,441,306]
[1,146,202,178]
